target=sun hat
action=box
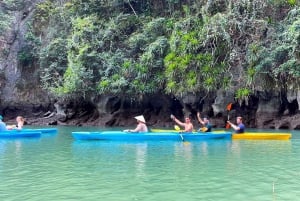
[134,115,146,123]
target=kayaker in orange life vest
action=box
[227,116,245,133]
[170,114,194,132]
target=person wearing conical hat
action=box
[124,115,148,133]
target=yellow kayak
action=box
[151,129,292,140]
[232,133,291,140]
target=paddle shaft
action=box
[225,103,233,129]
[171,115,185,141]
[179,132,184,141]
[226,114,230,129]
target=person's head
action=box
[16,116,25,123]
[236,116,243,124]
[203,117,209,124]
[185,116,191,123]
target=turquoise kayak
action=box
[0,130,42,138]
[72,131,232,141]
[23,128,58,134]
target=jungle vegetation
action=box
[1,0,300,103]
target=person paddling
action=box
[227,116,245,134]
[170,114,194,132]
[7,116,25,130]
[124,115,148,133]
[197,112,212,132]
[16,116,25,129]
[0,115,7,131]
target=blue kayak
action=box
[72,131,232,141]
[23,128,58,134]
[0,130,42,138]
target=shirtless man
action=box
[170,114,194,132]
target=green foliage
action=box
[269,0,299,7]
[52,16,97,97]
[40,38,68,90]
[97,17,170,96]
[2,0,25,10]
[96,51,129,94]
[287,0,298,6]
[53,61,94,97]
[0,0,34,35]
[164,14,230,96]
[17,24,41,66]
[34,0,54,24]
[20,0,300,102]
[252,7,300,92]
[144,17,169,37]
[0,12,12,36]
[0,0,24,36]
[235,87,251,105]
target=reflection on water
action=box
[134,143,147,177]
[174,142,193,162]
[200,141,208,156]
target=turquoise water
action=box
[0,126,300,201]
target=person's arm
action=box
[171,115,185,127]
[227,121,240,131]
[130,124,143,132]
[17,122,24,129]
[197,112,204,125]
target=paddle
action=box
[174,124,184,141]
[200,127,208,132]
[171,115,185,141]
[226,103,233,129]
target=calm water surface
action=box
[0,126,300,201]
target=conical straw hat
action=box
[134,115,146,123]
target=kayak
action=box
[23,128,58,134]
[151,129,191,133]
[72,131,232,141]
[232,132,291,140]
[151,129,225,133]
[0,130,42,138]
[152,129,292,140]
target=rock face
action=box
[0,0,50,120]
[1,86,299,130]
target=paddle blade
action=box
[201,127,208,132]
[226,123,231,129]
[226,103,233,111]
